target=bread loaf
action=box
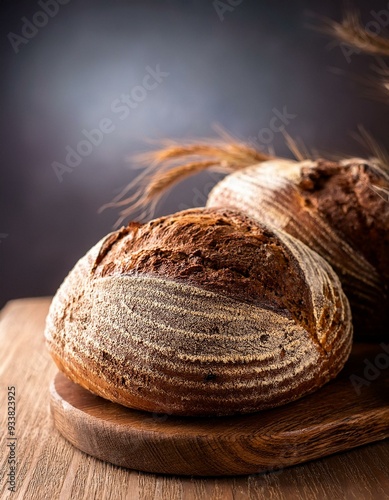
[207,158,389,341]
[45,207,352,416]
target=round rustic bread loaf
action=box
[207,158,389,341]
[45,207,352,416]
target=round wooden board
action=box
[49,344,389,476]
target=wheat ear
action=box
[100,137,273,227]
[317,10,389,56]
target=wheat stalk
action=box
[100,135,274,227]
[317,10,389,56]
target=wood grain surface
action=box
[50,340,389,476]
[0,298,388,499]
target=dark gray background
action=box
[1,0,388,307]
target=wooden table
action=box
[0,298,388,500]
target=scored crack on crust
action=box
[93,208,317,334]
[45,207,352,416]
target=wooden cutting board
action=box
[50,343,389,476]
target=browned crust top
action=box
[298,159,389,279]
[92,208,315,334]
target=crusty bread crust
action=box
[208,159,389,340]
[45,208,352,416]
